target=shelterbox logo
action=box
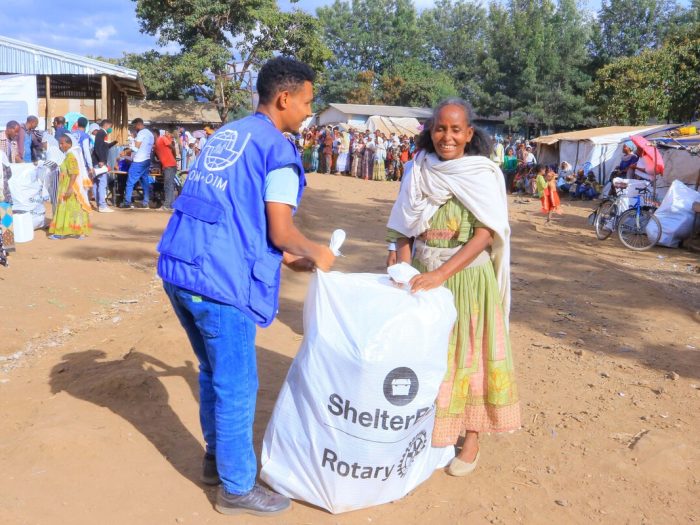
[321,366,430,481]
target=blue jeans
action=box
[124,160,151,205]
[92,172,108,208]
[163,281,258,495]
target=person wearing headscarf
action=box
[387,98,520,477]
[48,134,92,239]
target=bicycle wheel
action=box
[594,200,616,240]
[617,207,662,251]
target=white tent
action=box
[532,125,672,184]
[365,116,421,137]
[534,124,700,196]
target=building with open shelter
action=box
[0,35,145,142]
[128,99,222,132]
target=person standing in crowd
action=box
[72,117,94,182]
[41,131,63,218]
[336,130,350,175]
[0,143,14,252]
[92,119,117,213]
[387,98,520,477]
[1,121,21,163]
[48,135,91,240]
[350,134,365,178]
[154,127,178,211]
[18,116,42,163]
[322,127,333,174]
[373,132,386,181]
[490,138,504,169]
[502,146,518,193]
[120,118,155,209]
[310,134,320,173]
[157,57,335,517]
[386,137,402,181]
[362,132,375,180]
[52,116,69,141]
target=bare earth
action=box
[1,173,699,525]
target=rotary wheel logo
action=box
[397,430,427,478]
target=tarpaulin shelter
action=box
[365,116,421,137]
[532,125,672,184]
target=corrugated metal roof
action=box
[532,125,668,145]
[326,103,433,119]
[129,99,222,125]
[0,35,145,97]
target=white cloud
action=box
[95,26,117,40]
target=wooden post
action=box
[101,75,109,122]
[121,92,129,143]
[45,76,51,129]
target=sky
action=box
[0,0,649,59]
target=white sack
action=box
[261,270,457,514]
[8,164,46,229]
[647,179,700,247]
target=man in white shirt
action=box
[120,118,155,208]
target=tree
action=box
[131,0,331,120]
[379,59,458,107]
[118,51,193,100]
[316,0,424,102]
[588,23,700,124]
[591,0,682,67]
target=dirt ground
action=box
[1,172,699,525]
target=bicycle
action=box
[593,181,662,251]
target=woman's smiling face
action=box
[431,104,474,161]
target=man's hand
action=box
[313,246,335,272]
[282,252,315,272]
[386,250,397,268]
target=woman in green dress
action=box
[387,98,520,476]
[48,135,91,240]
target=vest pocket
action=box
[248,254,281,319]
[157,195,224,266]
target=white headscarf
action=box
[387,151,511,317]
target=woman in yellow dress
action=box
[388,98,520,476]
[48,135,91,240]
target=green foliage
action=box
[589,23,700,124]
[592,0,682,66]
[131,0,331,119]
[118,51,193,100]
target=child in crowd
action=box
[541,166,562,222]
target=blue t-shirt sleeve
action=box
[264,164,300,207]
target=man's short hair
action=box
[256,57,316,105]
[100,119,113,127]
[77,117,88,128]
[53,116,65,125]
[131,118,144,126]
[5,120,19,130]
[26,115,39,124]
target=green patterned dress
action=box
[390,197,520,445]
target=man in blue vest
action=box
[157,57,335,516]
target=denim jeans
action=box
[92,172,108,208]
[124,160,151,205]
[163,281,258,495]
[162,166,177,208]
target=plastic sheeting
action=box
[261,269,456,513]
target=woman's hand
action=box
[63,188,74,200]
[409,269,446,293]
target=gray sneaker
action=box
[201,453,220,485]
[215,484,291,516]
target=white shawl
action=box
[387,151,511,316]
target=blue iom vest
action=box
[157,114,305,327]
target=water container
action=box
[13,211,34,243]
